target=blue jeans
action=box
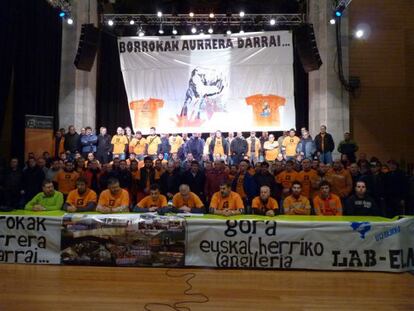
[319,152,333,164]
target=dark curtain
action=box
[0,0,62,160]
[96,30,132,134]
[96,31,308,135]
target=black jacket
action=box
[345,194,380,216]
[22,166,45,202]
[159,169,181,195]
[182,170,206,198]
[96,134,112,155]
[314,133,335,153]
[64,132,80,153]
[230,137,248,155]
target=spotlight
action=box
[191,26,197,34]
[67,18,73,25]
[107,19,114,26]
[208,27,213,34]
[189,12,194,17]
[239,29,245,34]
[59,11,66,18]
[355,29,364,38]
[158,25,164,34]
[239,11,245,18]
[157,11,162,18]
[226,29,232,35]
[269,18,276,26]
[172,28,178,35]
[129,19,135,25]
[138,29,145,37]
[209,13,215,18]
[329,18,336,25]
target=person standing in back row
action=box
[314,125,335,164]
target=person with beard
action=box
[1,158,23,211]
[159,161,181,200]
[313,181,343,216]
[54,161,79,198]
[83,160,102,194]
[283,181,311,215]
[96,127,112,164]
[251,185,279,216]
[230,132,248,166]
[63,177,97,212]
[209,182,244,216]
[25,179,63,211]
[345,180,380,216]
[254,162,276,198]
[231,160,258,212]
[97,178,130,213]
[64,125,80,157]
[22,157,45,204]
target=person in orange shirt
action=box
[54,161,79,197]
[251,186,279,216]
[129,98,164,131]
[96,178,130,213]
[133,184,168,213]
[129,131,147,160]
[111,127,129,160]
[283,181,311,215]
[327,160,353,199]
[313,181,343,216]
[209,182,244,216]
[172,184,204,214]
[282,129,300,160]
[63,177,97,212]
[296,159,318,199]
[276,160,298,198]
[263,134,279,162]
[245,94,286,127]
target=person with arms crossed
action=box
[251,185,279,216]
[25,179,63,211]
[283,181,311,215]
[96,178,130,213]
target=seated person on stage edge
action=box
[172,184,204,214]
[251,185,279,216]
[313,180,343,216]
[25,179,64,211]
[96,178,130,213]
[282,181,311,215]
[133,184,168,213]
[63,177,98,213]
[209,182,244,216]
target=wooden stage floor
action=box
[0,265,413,310]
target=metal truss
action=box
[101,14,306,27]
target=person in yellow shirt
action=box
[282,128,300,160]
[133,184,168,213]
[63,177,97,212]
[96,178,130,213]
[313,181,343,216]
[169,134,184,155]
[209,182,244,216]
[129,131,147,160]
[283,181,311,215]
[172,184,204,214]
[146,127,161,159]
[251,186,279,216]
[209,131,229,161]
[111,127,128,160]
[296,158,319,199]
[276,160,298,198]
[263,134,279,162]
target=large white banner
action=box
[118,31,295,134]
[185,218,414,272]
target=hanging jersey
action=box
[246,94,286,127]
[129,98,164,130]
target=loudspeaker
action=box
[74,24,100,71]
[295,24,322,73]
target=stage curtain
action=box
[96,30,132,135]
[0,0,62,160]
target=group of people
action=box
[0,124,412,217]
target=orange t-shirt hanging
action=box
[245,94,286,127]
[129,98,164,130]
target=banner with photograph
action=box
[185,217,414,272]
[118,31,295,134]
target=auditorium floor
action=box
[0,265,413,310]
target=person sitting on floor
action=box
[25,179,63,211]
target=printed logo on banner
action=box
[375,226,400,242]
[350,222,371,239]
